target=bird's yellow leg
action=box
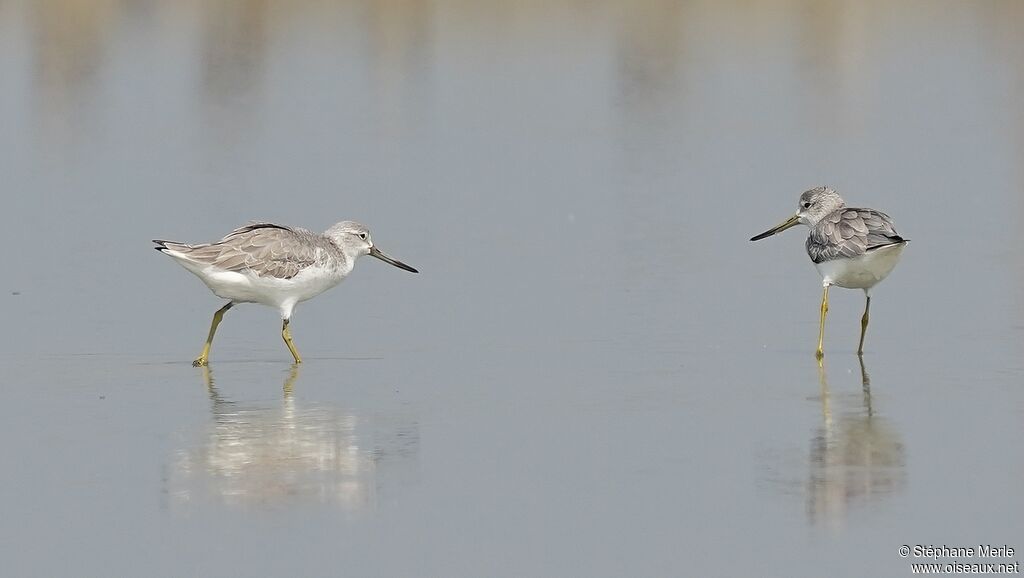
[816,285,830,359]
[282,319,302,364]
[857,294,871,356]
[194,302,233,367]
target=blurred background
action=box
[1,1,1021,576]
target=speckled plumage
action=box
[806,207,904,264]
[154,223,344,280]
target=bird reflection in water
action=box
[807,357,906,530]
[168,365,419,513]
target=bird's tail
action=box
[153,239,191,254]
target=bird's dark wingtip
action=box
[866,237,909,252]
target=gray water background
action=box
[1,1,1022,576]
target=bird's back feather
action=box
[806,208,905,264]
[153,222,340,280]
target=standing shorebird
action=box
[154,221,417,366]
[750,187,908,358]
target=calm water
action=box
[1,1,1022,576]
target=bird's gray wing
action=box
[806,208,905,264]
[173,223,320,279]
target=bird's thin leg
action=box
[816,284,830,359]
[857,292,871,356]
[194,302,234,367]
[281,319,302,364]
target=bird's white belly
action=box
[180,260,346,308]
[815,243,906,289]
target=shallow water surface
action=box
[1,1,1022,576]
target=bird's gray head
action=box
[795,187,845,226]
[750,186,846,241]
[326,221,373,256]
[325,221,418,273]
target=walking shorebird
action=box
[154,221,417,366]
[750,187,908,358]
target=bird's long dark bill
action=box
[370,246,418,273]
[750,215,800,241]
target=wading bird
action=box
[750,187,907,358]
[154,221,417,366]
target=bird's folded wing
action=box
[185,223,319,279]
[807,208,905,263]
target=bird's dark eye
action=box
[802,202,811,209]
[358,233,367,240]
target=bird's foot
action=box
[192,357,209,367]
[815,349,825,360]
